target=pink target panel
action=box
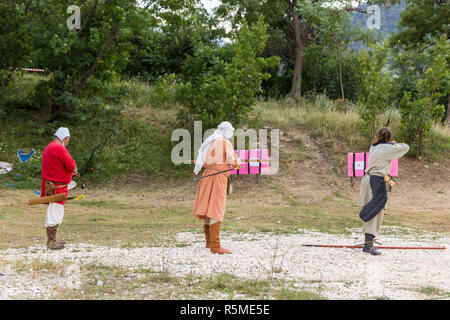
[261,149,269,175]
[238,150,249,174]
[230,150,239,175]
[230,149,270,175]
[390,159,398,176]
[249,149,260,174]
[348,153,399,177]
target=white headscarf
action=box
[54,127,70,141]
[194,121,234,175]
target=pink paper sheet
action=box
[238,150,249,174]
[261,149,269,175]
[249,149,260,175]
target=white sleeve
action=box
[386,143,409,161]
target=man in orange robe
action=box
[193,122,241,254]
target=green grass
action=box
[10,261,326,300]
[420,286,450,298]
[203,273,327,300]
[275,287,326,300]
[224,203,362,235]
[75,200,129,209]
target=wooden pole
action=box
[302,244,446,250]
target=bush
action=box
[176,18,279,129]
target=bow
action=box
[78,144,102,176]
[194,168,233,181]
[72,144,102,189]
[385,110,392,127]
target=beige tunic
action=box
[192,138,240,222]
[358,143,409,207]
[359,142,409,237]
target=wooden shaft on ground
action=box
[28,193,67,206]
[302,244,446,250]
[181,159,286,164]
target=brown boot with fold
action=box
[209,222,231,254]
[46,225,65,250]
[204,224,211,248]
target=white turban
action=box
[194,121,235,175]
[54,127,70,141]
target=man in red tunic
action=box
[41,127,78,250]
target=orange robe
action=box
[192,138,240,222]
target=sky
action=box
[200,0,232,40]
[201,0,221,13]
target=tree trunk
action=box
[418,129,424,157]
[338,48,344,99]
[445,94,450,126]
[291,46,303,98]
[73,27,120,96]
[289,0,304,99]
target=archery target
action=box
[0,162,13,175]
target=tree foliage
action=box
[357,43,394,142]
[176,18,279,128]
[389,0,449,51]
[399,35,449,156]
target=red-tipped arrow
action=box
[302,244,446,250]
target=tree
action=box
[389,0,449,50]
[24,0,144,120]
[13,0,198,121]
[124,1,222,82]
[357,43,394,142]
[176,18,279,128]
[306,7,373,100]
[217,0,392,99]
[399,35,449,156]
[0,0,35,85]
[390,0,450,126]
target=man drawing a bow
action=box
[192,121,241,254]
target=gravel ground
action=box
[0,227,448,300]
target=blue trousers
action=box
[359,175,387,222]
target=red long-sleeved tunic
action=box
[40,141,76,205]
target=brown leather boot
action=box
[47,227,66,245]
[204,224,211,248]
[54,224,67,245]
[56,239,67,245]
[46,225,64,250]
[209,222,231,254]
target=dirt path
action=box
[0,227,448,300]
